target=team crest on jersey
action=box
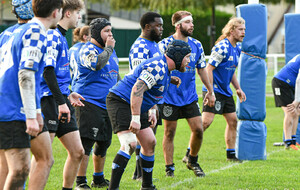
[190,53,196,62]
[62,50,66,57]
[158,86,165,92]
[215,101,221,112]
[163,105,173,117]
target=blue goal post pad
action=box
[236,120,267,160]
[236,53,267,121]
[236,4,267,59]
[285,13,300,64]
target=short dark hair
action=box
[32,0,63,17]
[140,12,161,29]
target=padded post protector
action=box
[236,4,267,59]
[236,120,267,160]
[236,53,267,121]
[285,14,300,64]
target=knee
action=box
[94,140,111,157]
[202,120,211,131]
[228,118,238,129]
[12,164,30,181]
[192,126,203,138]
[164,128,176,140]
[70,147,84,161]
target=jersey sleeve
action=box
[138,60,165,89]
[158,38,173,54]
[208,41,228,67]
[129,41,149,71]
[80,44,98,71]
[20,25,47,72]
[193,39,206,69]
[44,29,60,68]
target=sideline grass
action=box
[43,96,300,190]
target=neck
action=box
[140,32,152,41]
[58,20,70,31]
[227,36,237,47]
[173,32,188,42]
[91,38,104,48]
[34,17,52,30]
[165,55,175,72]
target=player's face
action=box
[179,53,191,73]
[231,24,246,42]
[68,9,81,29]
[179,16,194,37]
[101,25,113,43]
[50,8,62,29]
[149,17,163,42]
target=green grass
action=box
[42,63,300,190]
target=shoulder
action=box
[212,39,229,54]
[159,36,173,52]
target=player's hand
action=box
[36,112,44,133]
[58,103,71,123]
[287,101,299,114]
[129,117,141,134]
[68,92,85,107]
[204,92,215,107]
[148,110,157,128]
[26,118,40,137]
[236,88,246,103]
[171,76,181,88]
[106,36,115,49]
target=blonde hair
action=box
[215,17,245,44]
[171,10,192,26]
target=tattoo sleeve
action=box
[96,46,113,70]
[133,80,148,98]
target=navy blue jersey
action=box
[73,42,119,109]
[0,18,47,121]
[203,38,241,97]
[40,28,71,97]
[159,35,206,106]
[129,36,161,71]
[275,54,300,88]
[110,55,171,113]
[69,42,84,89]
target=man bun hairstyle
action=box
[90,18,111,47]
[166,40,191,70]
[12,0,34,20]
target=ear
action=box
[65,10,72,18]
[52,8,59,19]
[145,23,151,31]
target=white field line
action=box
[160,149,284,190]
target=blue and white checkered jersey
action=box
[129,36,162,71]
[203,38,241,97]
[158,35,206,106]
[69,42,84,90]
[110,55,171,113]
[275,54,300,88]
[0,18,47,121]
[73,41,119,109]
[41,28,71,97]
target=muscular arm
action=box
[130,79,149,115]
[18,69,36,118]
[95,46,113,70]
[198,66,214,93]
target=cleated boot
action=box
[186,162,205,177]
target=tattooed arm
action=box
[129,79,149,134]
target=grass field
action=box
[43,63,300,190]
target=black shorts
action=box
[0,121,30,149]
[156,104,163,125]
[76,100,112,141]
[41,95,78,138]
[106,92,150,134]
[161,100,201,121]
[272,77,294,107]
[202,92,236,114]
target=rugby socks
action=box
[76,176,87,186]
[284,139,292,147]
[185,147,190,157]
[140,153,154,188]
[93,172,104,183]
[226,149,236,159]
[108,150,130,190]
[133,145,142,178]
[292,135,297,145]
[165,163,175,172]
[188,154,198,164]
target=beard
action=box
[180,25,193,37]
[150,29,161,43]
